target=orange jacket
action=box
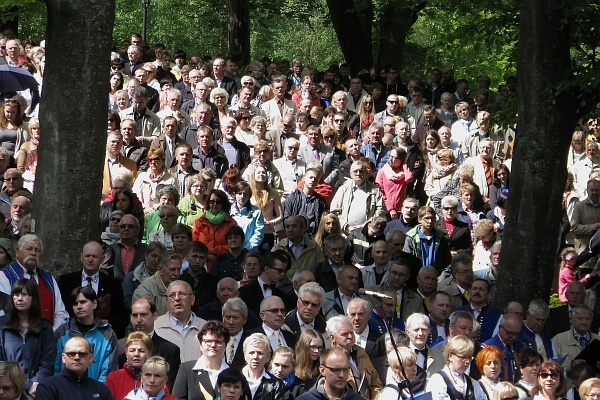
[191,214,238,256]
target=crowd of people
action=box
[0,31,600,400]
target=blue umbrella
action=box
[0,64,39,94]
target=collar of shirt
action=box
[297,311,313,329]
[169,312,194,329]
[288,239,305,249]
[193,355,229,372]
[357,325,369,342]
[262,323,279,338]
[82,272,99,284]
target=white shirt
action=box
[192,356,229,390]
[296,311,314,332]
[355,326,370,349]
[242,366,270,399]
[262,323,287,350]
[81,271,100,294]
[257,277,272,298]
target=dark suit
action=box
[57,270,127,338]
[435,218,473,253]
[229,330,251,370]
[122,139,149,172]
[298,144,339,185]
[149,133,185,169]
[546,304,571,337]
[116,332,181,391]
[247,324,297,351]
[196,299,261,331]
[283,308,327,335]
[101,242,148,281]
[213,75,238,100]
[173,360,221,400]
[238,279,291,316]
[175,81,193,102]
[312,259,364,293]
[124,60,143,76]
[362,327,385,359]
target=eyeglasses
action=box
[502,397,519,400]
[451,353,472,362]
[240,116,251,120]
[268,265,286,274]
[309,345,324,351]
[119,224,138,229]
[256,149,269,154]
[110,217,122,222]
[64,351,90,359]
[334,119,345,123]
[263,308,286,314]
[159,214,177,218]
[299,298,320,308]
[167,291,192,299]
[443,207,457,211]
[202,339,225,346]
[242,81,254,86]
[500,325,521,337]
[322,365,350,375]
[323,136,335,140]
[586,394,600,400]
[539,372,559,380]
[283,124,294,128]
[148,157,162,162]
[387,100,398,104]
[209,199,223,204]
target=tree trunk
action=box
[226,0,250,66]
[0,7,19,38]
[32,0,115,275]
[376,1,426,68]
[494,0,577,309]
[325,0,373,74]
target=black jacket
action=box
[296,378,363,400]
[180,267,219,309]
[243,371,291,400]
[283,189,329,236]
[191,144,229,179]
[36,368,114,400]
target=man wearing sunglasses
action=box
[246,295,296,351]
[284,281,327,335]
[483,311,525,383]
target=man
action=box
[412,105,446,147]
[101,214,147,280]
[238,251,291,315]
[211,226,248,279]
[298,125,339,185]
[571,179,600,270]
[346,77,367,113]
[219,117,251,172]
[273,137,307,199]
[427,291,452,347]
[474,241,501,298]
[326,316,382,399]
[424,67,444,106]
[247,296,297,350]
[180,238,217,306]
[517,299,555,360]
[416,266,439,309]
[156,88,191,131]
[190,125,228,178]
[331,90,359,126]
[384,197,419,234]
[212,57,238,99]
[36,337,113,400]
[405,313,443,374]
[571,142,600,198]
[58,241,127,338]
[171,142,198,196]
[284,281,327,335]
[382,259,425,322]
[124,44,143,76]
[222,297,251,369]
[228,85,262,117]
[547,281,586,337]
[4,39,20,67]
[6,195,31,237]
[464,138,500,199]
[312,234,349,292]
[281,269,316,306]
[181,82,214,119]
[407,87,427,126]
[120,119,148,171]
[269,115,300,162]
[335,137,364,190]
[361,241,391,287]
[115,298,181,389]
[154,280,206,362]
[346,216,387,267]
[382,65,407,97]
[368,286,406,334]
[360,123,391,172]
[331,160,385,234]
[196,276,260,329]
[552,304,600,371]
[483,312,525,383]
[287,58,303,88]
[296,347,363,400]
[261,75,296,131]
[347,298,383,358]
[175,65,193,101]
[132,253,183,316]
[272,216,324,278]
[119,86,161,139]
[463,111,504,159]
[0,234,68,330]
[102,132,138,196]
[451,79,472,106]
[440,253,474,311]
[404,206,452,274]
[150,116,185,169]
[322,265,363,319]
[455,278,502,343]
[374,94,402,124]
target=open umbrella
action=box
[0,64,39,94]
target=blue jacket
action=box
[54,318,118,382]
[360,143,391,172]
[0,316,56,389]
[36,368,114,400]
[231,203,265,250]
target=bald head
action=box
[81,241,103,275]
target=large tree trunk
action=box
[494,0,577,309]
[325,0,373,74]
[376,1,426,68]
[32,0,115,275]
[226,0,250,65]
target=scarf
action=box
[125,362,142,379]
[205,210,226,225]
[149,170,166,182]
[361,114,374,128]
[103,228,120,240]
[431,162,457,179]
[426,146,439,156]
[281,370,296,388]
[381,163,406,183]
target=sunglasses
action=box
[539,372,559,380]
[110,217,122,222]
[119,224,138,229]
[64,351,90,359]
[209,199,223,204]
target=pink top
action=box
[558,265,588,302]
[375,163,414,213]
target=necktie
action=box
[463,290,470,301]
[86,277,93,288]
[275,331,284,347]
[574,331,590,349]
[503,345,515,382]
[484,161,493,187]
[414,347,427,357]
[424,296,431,311]
[303,323,312,332]
[227,338,236,363]
[313,147,320,161]
[263,283,275,291]
[26,270,36,280]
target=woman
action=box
[424,148,458,204]
[242,333,288,400]
[376,146,414,220]
[133,149,178,213]
[250,165,283,253]
[234,109,254,150]
[231,181,265,251]
[126,356,177,400]
[313,212,342,250]
[171,223,192,271]
[247,117,275,158]
[147,205,180,250]
[579,378,600,400]
[109,72,124,109]
[16,116,39,178]
[142,62,160,91]
[178,175,209,226]
[527,361,567,400]
[0,238,15,267]
[378,347,419,400]
[493,383,520,400]
[270,347,310,398]
[0,361,33,400]
[567,363,597,400]
[568,131,586,170]
[422,129,443,177]
[115,89,130,112]
[99,188,145,233]
[191,189,238,265]
[172,321,230,400]
[122,242,167,310]
[457,183,486,232]
[291,75,320,108]
[476,345,503,399]
[486,193,507,234]
[210,88,230,127]
[54,287,118,382]
[473,220,498,271]
[425,335,486,400]
[516,348,544,399]
[242,141,284,193]
[107,109,121,132]
[294,330,324,384]
[557,247,591,303]
[353,95,375,141]
[240,251,262,287]
[295,113,309,141]
[0,99,29,158]
[216,165,243,205]
[105,332,153,400]
[488,164,510,210]
[432,164,485,218]
[216,368,250,400]
[0,279,55,397]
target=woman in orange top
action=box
[191,189,238,266]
